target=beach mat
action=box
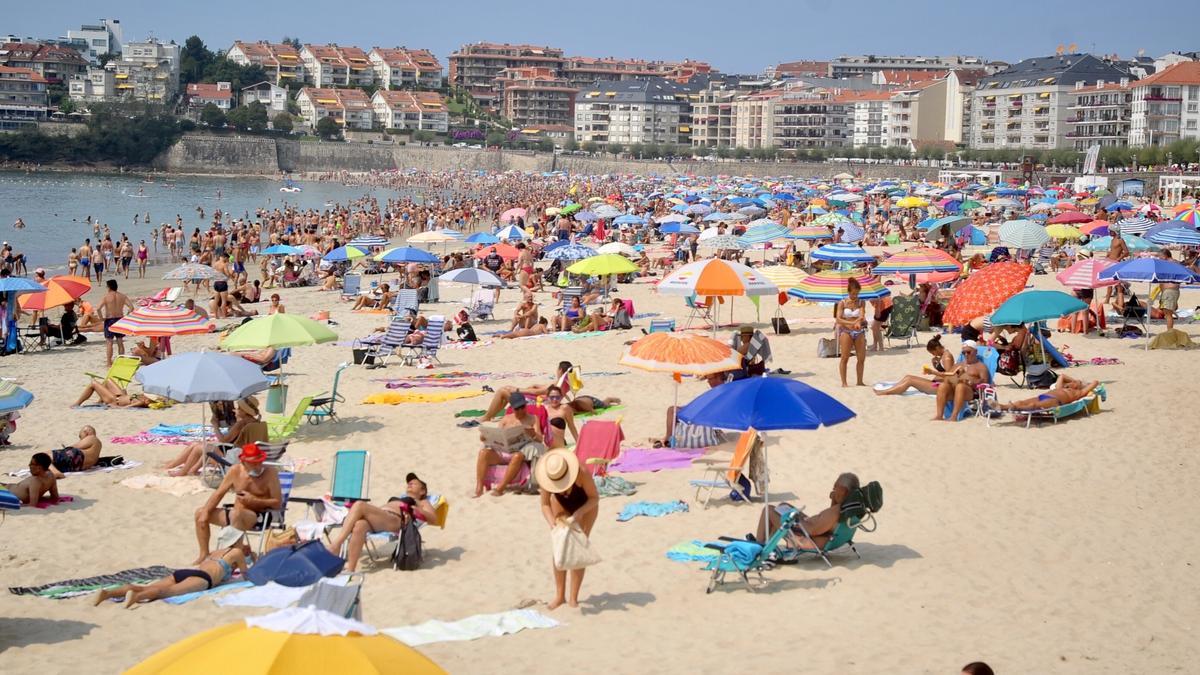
[871,382,934,397]
[666,541,719,564]
[617,500,689,522]
[383,609,560,646]
[162,580,253,605]
[10,566,173,599]
[7,461,142,479]
[611,448,703,473]
[34,495,75,509]
[363,390,485,405]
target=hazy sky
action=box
[6,0,1198,73]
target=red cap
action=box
[240,443,267,464]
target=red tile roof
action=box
[1133,61,1200,87]
[0,65,48,83]
[187,83,233,100]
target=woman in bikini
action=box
[326,473,438,572]
[995,375,1100,412]
[874,335,955,396]
[835,277,869,387]
[72,379,153,408]
[93,544,250,608]
[537,449,599,610]
[542,385,579,443]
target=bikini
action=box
[554,484,588,515]
[840,304,865,339]
[172,556,233,590]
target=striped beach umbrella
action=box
[1148,227,1200,246]
[999,219,1051,249]
[1055,258,1119,289]
[1082,235,1160,254]
[1115,216,1155,236]
[658,259,778,297]
[347,235,388,248]
[0,381,33,414]
[739,221,788,245]
[873,248,962,276]
[942,262,1032,326]
[788,226,834,241]
[164,263,225,282]
[787,270,890,302]
[1175,205,1199,227]
[494,224,530,240]
[757,265,808,291]
[108,304,214,337]
[323,245,368,262]
[543,243,597,261]
[835,222,866,244]
[812,213,851,228]
[810,243,876,265]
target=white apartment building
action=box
[0,66,49,130]
[371,90,449,131]
[574,78,693,147]
[1064,80,1131,149]
[63,19,122,64]
[71,37,179,104]
[832,90,891,148]
[1129,61,1200,147]
[241,81,288,113]
[970,53,1131,150]
[368,48,442,89]
[68,67,113,101]
[300,44,373,88]
[296,87,373,130]
[829,54,992,78]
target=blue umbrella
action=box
[0,277,45,293]
[134,352,270,402]
[1099,257,1197,284]
[0,382,33,414]
[677,375,854,431]
[572,211,598,222]
[544,243,598,261]
[439,267,505,286]
[1143,219,1194,240]
[246,540,345,587]
[321,245,368,262]
[260,244,302,256]
[494,224,529,240]
[347,235,388,248]
[613,214,647,226]
[660,222,700,234]
[1148,228,1200,246]
[1103,200,1134,212]
[465,232,500,245]
[990,290,1087,327]
[374,247,439,264]
[836,222,866,244]
[810,243,876,264]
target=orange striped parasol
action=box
[17,275,91,311]
[942,262,1032,326]
[619,332,742,376]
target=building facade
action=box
[561,56,711,88]
[1128,62,1200,147]
[0,42,89,84]
[831,90,891,148]
[62,19,122,64]
[368,47,441,89]
[574,78,693,147]
[296,87,372,130]
[1064,80,1131,149]
[448,42,565,108]
[185,81,234,114]
[227,42,303,86]
[0,66,49,130]
[68,67,113,101]
[830,54,992,78]
[240,81,288,114]
[300,44,373,88]
[112,38,180,103]
[370,89,449,131]
[495,66,575,129]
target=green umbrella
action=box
[223,313,338,350]
[567,253,639,277]
[559,203,582,215]
[990,290,1086,327]
[959,200,983,211]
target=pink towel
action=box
[611,448,704,473]
[34,495,75,509]
[575,421,624,476]
[110,433,193,445]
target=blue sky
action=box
[6,0,1198,73]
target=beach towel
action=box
[120,475,208,496]
[384,380,471,389]
[723,540,764,566]
[34,495,75,509]
[441,339,495,351]
[162,580,253,605]
[362,390,485,405]
[381,370,540,382]
[553,331,606,340]
[610,448,704,473]
[9,566,172,599]
[596,475,638,497]
[576,404,625,419]
[617,500,689,522]
[666,541,719,564]
[455,409,486,418]
[1067,357,1122,367]
[382,609,560,647]
[871,381,935,397]
[7,461,142,479]
[110,433,194,445]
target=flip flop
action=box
[457,420,481,428]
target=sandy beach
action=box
[1,260,1198,674]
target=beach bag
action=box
[996,350,1021,376]
[771,315,791,335]
[352,348,374,365]
[611,308,632,330]
[392,520,423,571]
[728,474,753,502]
[551,523,601,571]
[264,526,298,553]
[817,337,840,358]
[1026,364,1058,389]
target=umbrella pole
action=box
[1146,281,1152,351]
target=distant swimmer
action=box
[13,218,25,229]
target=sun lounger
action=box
[84,355,141,388]
[305,363,347,424]
[355,317,411,367]
[464,288,495,321]
[985,384,1107,428]
[340,274,362,301]
[267,396,313,441]
[401,318,445,366]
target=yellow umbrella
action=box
[127,607,446,674]
[567,253,639,276]
[757,265,808,290]
[1045,223,1083,240]
[896,196,929,208]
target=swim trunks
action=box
[52,447,84,472]
[103,317,121,339]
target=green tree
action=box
[536,140,554,152]
[181,35,214,85]
[607,143,624,157]
[581,141,598,153]
[484,130,506,147]
[59,97,77,114]
[200,102,226,128]
[563,139,579,152]
[627,143,645,159]
[715,146,731,159]
[203,59,267,91]
[97,52,118,67]
[272,112,293,133]
[733,147,750,160]
[411,129,435,143]
[315,116,340,140]
[643,143,662,159]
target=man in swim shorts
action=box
[49,426,103,477]
[1,452,57,504]
[99,279,134,366]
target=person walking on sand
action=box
[99,279,134,367]
[537,449,599,610]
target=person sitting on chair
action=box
[193,443,280,565]
[474,392,544,497]
[163,397,264,476]
[40,302,83,346]
[933,340,989,421]
[754,472,859,550]
[994,375,1100,412]
[352,283,394,311]
[325,472,438,572]
[730,324,771,378]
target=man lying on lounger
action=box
[1,452,57,504]
[993,375,1100,412]
[754,472,859,551]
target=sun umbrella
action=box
[1080,220,1110,236]
[0,277,46,293]
[920,215,970,238]
[990,290,1087,327]
[494,224,530,240]
[700,234,748,250]
[1176,205,1199,226]
[872,248,961,276]
[597,242,638,257]
[499,207,526,223]
[810,243,876,265]
[812,213,851,228]
[135,352,269,402]
[164,263,225,282]
[1115,216,1155,236]
[999,219,1050,249]
[788,269,890,302]
[222,314,338,351]
[559,203,582,215]
[1055,258,1118,289]
[739,221,789,245]
[107,304,214,337]
[1044,223,1083,240]
[593,204,623,219]
[438,267,505,287]
[613,214,647,226]
[0,381,34,414]
[1046,211,1091,225]
[619,332,742,376]
[660,222,700,235]
[896,196,929,208]
[473,244,520,261]
[959,199,983,212]
[261,244,303,256]
[246,542,345,587]
[788,226,834,240]
[1100,258,1198,348]
[465,232,499,245]
[941,262,1031,326]
[833,221,866,243]
[347,235,388,248]
[1082,235,1160,253]
[566,253,638,277]
[127,607,446,675]
[1143,219,1192,240]
[543,243,597,261]
[407,231,457,245]
[659,259,778,297]
[1148,227,1200,246]
[17,275,90,311]
[322,245,368,262]
[757,265,808,291]
[374,247,439,264]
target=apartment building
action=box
[1064,80,1131,149]
[300,44,373,87]
[448,42,565,108]
[730,88,847,150]
[690,75,778,149]
[371,89,449,132]
[114,38,180,103]
[62,19,122,64]
[0,66,49,130]
[0,42,88,84]
[495,66,575,129]
[368,47,441,89]
[561,56,711,88]
[227,42,303,86]
[830,90,891,148]
[768,60,829,79]
[969,53,1131,150]
[1128,61,1200,147]
[830,54,991,78]
[296,87,373,130]
[68,67,113,101]
[574,77,695,147]
[241,81,288,113]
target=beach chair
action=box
[702,509,799,593]
[986,384,1107,428]
[297,573,365,620]
[885,294,920,348]
[363,494,450,564]
[262,347,291,374]
[941,346,1000,421]
[689,428,761,508]
[267,396,313,441]
[463,287,495,321]
[201,438,289,489]
[646,318,676,333]
[305,363,347,424]
[683,296,715,331]
[391,289,420,316]
[575,418,635,496]
[84,355,141,388]
[233,469,295,558]
[776,482,881,567]
[293,449,371,515]
[1118,289,1148,335]
[401,318,445,366]
[339,274,362,301]
[355,317,411,368]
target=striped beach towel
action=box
[10,566,173,599]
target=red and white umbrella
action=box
[1055,258,1119,289]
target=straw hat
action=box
[535,449,579,494]
[238,396,260,418]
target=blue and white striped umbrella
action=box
[348,235,388,248]
[835,222,866,244]
[703,211,739,222]
[465,232,500,244]
[163,263,226,281]
[660,222,700,234]
[1115,216,1155,236]
[999,219,1050,249]
[544,244,598,261]
[810,243,876,264]
[739,221,789,245]
[700,235,748,249]
[494,224,529,240]
[0,381,33,414]
[1148,227,1200,246]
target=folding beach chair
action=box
[557,286,585,311]
[84,355,141,388]
[305,362,347,424]
[293,449,371,513]
[234,469,295,558]
[267,396,313,441]
[391,289,420,316]
[463,288,495,321]
[683,296,716,331]
[298,574,365,620]
[340,274,362,301]
[776,481,881,568]
[885,294,920,348]
[645,318,676,333]
[401,318,445,366]
[985,384,1107,428]
[355,317,411,368]
[940,346,1000,421]
[703,509,799,593]
[201,438,290,489]
[689,428,761,508]
[363,494,450,564]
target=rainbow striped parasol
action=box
[1175,205,1198,227]
[787,226,834,241]
[872,247,962,276]
[787,269,890,302]
[108,304,214,337]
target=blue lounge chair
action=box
[646,318,676,333]
[942,345,999,421]
[340,274,362,301]
[703,509,799,593]
[402,318,445,366]
[391,289,420,316]
[355,317,411,367]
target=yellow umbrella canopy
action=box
[756,265,808,291]
[567,253,639,276]
[1044,223,1083,240]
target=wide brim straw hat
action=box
[534,449,579,494]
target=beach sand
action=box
[1,264,1197,674]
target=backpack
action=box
[841,481,883,525]
[996,349,1021,376]
[392,520,423,571]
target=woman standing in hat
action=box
[536,449,599,610]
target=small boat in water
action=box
[280,179,302,193]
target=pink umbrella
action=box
[499,208,527,223]
[1055,258,1119,289]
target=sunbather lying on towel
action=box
[326,472,438,572]
[1,452,57,504]
[499,316,551,338]
[754,472,859,551]
[92,543,251,608]
[48,427,103,477]
[993,376,1100,412]
[73,379,153,409]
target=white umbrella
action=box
[597,242,638,257]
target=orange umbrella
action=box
[619,332,742,376]
[942,262,1032,326]
[18,275,91,311]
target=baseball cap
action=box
[405,472,428,491]
[961,339,979,351]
